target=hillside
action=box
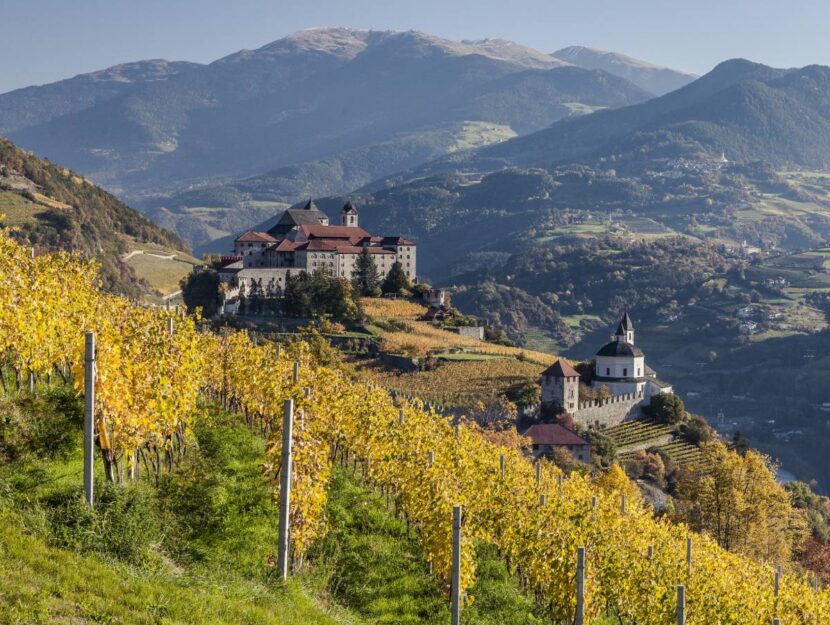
[553,46,697,96]
[0,28,653,248]
[1,28,651,195]
[0,136,186,296]
[477,59,830,169]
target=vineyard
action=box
[604,419,675,449]
[357,357,546,408]
[2,227,830,623]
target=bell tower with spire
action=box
[615,312,634,344]
[341,201,358,227]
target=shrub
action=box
[677,414,716,446]
[649,393,687,424]
[46,482,164,566]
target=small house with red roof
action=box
[522,423,591,463]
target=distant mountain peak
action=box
[82,59,202,83]
[219,27,567,69]
[551,46,696,95]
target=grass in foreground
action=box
[0,387,547,624]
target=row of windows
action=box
[604,367,642,377]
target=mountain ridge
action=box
[0,27,662,204]
[552,45,697,95]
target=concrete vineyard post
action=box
[83,332,95,506]
[591,496,597,509]
[399,408,405,425]
[677,585,685,625]
[621,494,626,514]
[576,546,585,625]
[293,361,300,385]
[540,493,546,506]
[167,316,174,337]
[277,398,294,579]
[647,545,654,560]
[499,453,505,481]
[451,505,462,625]
[427,450,434,468]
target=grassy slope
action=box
[0,516,340,625]
[0,388,544,624]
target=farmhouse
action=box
[541,313,673,427]
[522,423,592,463]
[220,200,416,294]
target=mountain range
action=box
[0,28,696,248]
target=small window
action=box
[606,368,610,376]
[623,368,628,377]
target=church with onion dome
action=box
[540,312,673,427]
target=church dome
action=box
[596,341,643,358]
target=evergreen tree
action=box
[352,247,380,296]
[381,261,411,294]
[180,270,221,317]
[248,279,264,315]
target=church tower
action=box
[341,201,358,227]
[615,312,634,344]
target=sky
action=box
[2,0,829,93]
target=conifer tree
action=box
[381,261,411,294]
[352,247,380,296]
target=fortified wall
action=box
[573,391,645,428]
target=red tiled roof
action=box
[235,231,277,243]
[298,224,370,239]
[542,359,579,378]
[522,423,588,446]
[271,240,301,252]
[304,240,340,251]
[335,245,395,254]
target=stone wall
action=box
[456,326,484,340]
[379,352,420,372]
[574,391,646,428]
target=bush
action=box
[677,414,716,446]
[649,393,687,425]
[581,428,617,468]
[46,482,164,566]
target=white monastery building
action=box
[219,200,416,295]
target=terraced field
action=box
[617,440,705,467]
[604,419,675,448]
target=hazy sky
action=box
[2,0,829,93]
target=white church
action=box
[541,313,673,427]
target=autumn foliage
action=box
[1,227,829,623]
